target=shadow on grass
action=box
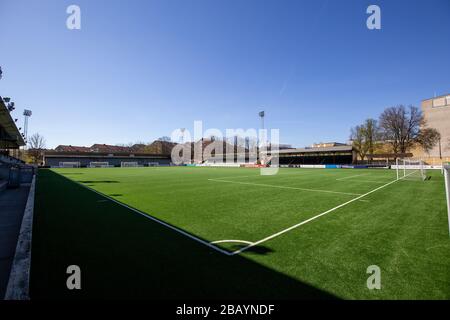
[30,169,337,300]
[229,244,274,255]
[108,194,123,197]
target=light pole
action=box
[23,109,32,147]
[258,111,265,162]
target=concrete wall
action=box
[422,94,450,157]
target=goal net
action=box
[444,165,450,236]
[89,162,110,168]
[396,159,427,181]
[121,161,139,167]
[59,162,80,168]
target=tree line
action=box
[350,105,441,161]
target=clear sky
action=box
[0,0,449,149]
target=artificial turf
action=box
[30,167,450,299]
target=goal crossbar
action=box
[396,158,426,181]
[121,162,139,167]
[59,162,80,168]
[89,162,110,168]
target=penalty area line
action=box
[336,173,370,181]
[54,171,233,256]
[208,179,362,196]
[230,171,416,256]
[210,239,254,245]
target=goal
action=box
[444,165,450,236]
[148,162,159,167]
[121,161,139,167]
[396,159,427,181]
[89,162,110,168]
[59,162,80,168]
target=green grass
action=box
[31,167,450,299]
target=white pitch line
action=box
[230,171,416,255]
[54,171,233,256]
[336,173,370,181]
[212,175,254,180]
[345,179,392,184]
[211,170,323,181]
[210,239,254,245]
[208,179,361,196]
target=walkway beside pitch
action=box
[0,184,29,299]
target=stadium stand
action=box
[44,151,171,167]
[0,96,30,183]
[271,145,355,166]
[0,98,25,150]
[47,140,179,167]
[0,95,34,299]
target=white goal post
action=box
[148,162,159,167]
[121,161,139,167]
[444,165,450,236]
[89,162,110,168]
[442,161,450,174]
[396,159,427,181]
[59,162,80,168]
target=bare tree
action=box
[350,125,369,160]
[350,118,381,161]
[363,118,380,155]
[416,128,441,155]
[379,105,424,154]
[28,133,46,164]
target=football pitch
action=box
[30,167,450,299]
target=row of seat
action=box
[0,154,24,165]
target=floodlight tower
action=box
[23,109,32,143]
[259,110,265,132]
[259,110,265,147]
[258,111,265,162]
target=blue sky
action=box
[0,0,449,148]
